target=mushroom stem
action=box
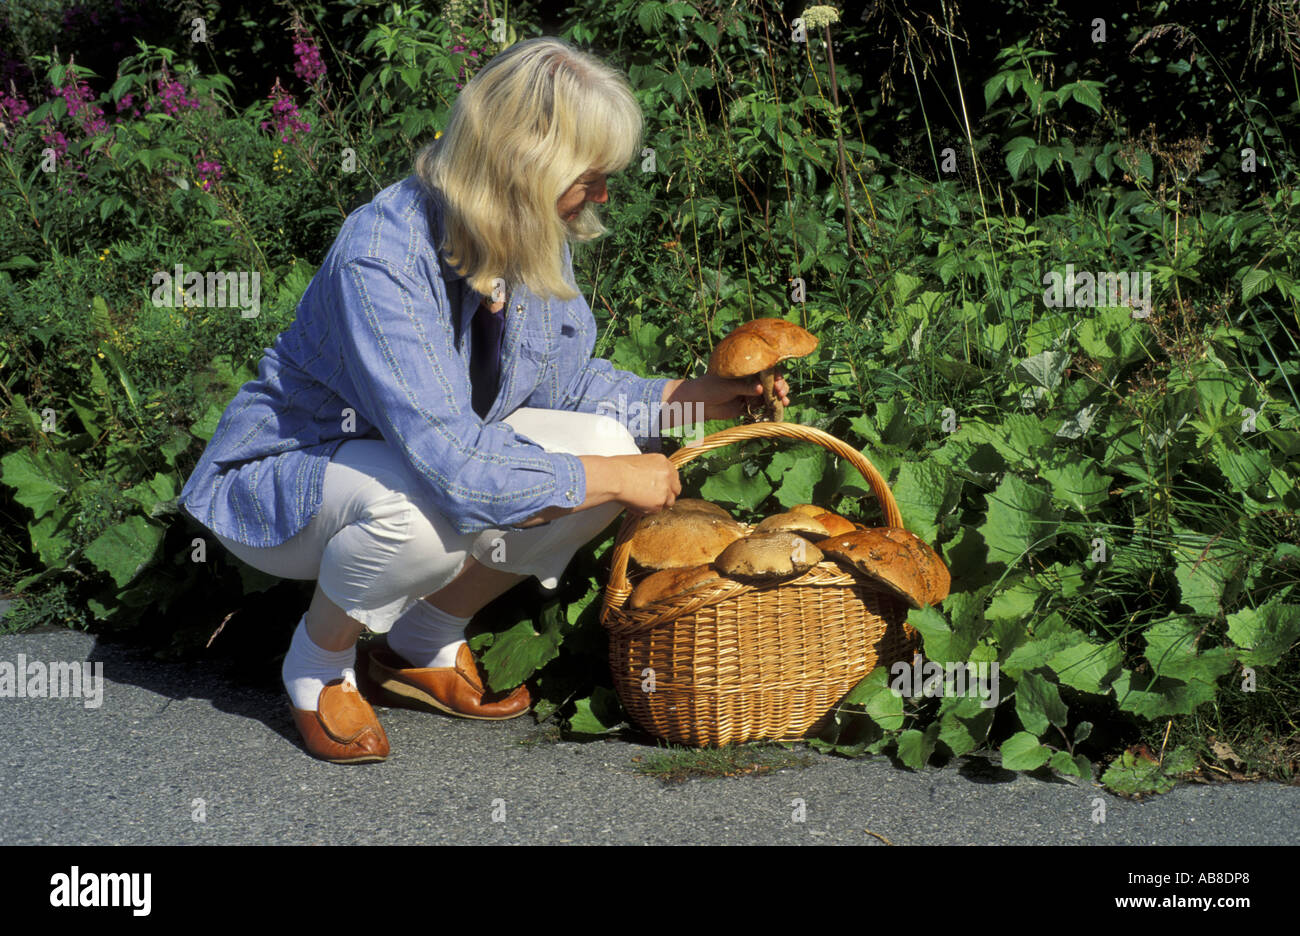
[760,368,782,422]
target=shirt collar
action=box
[422,181,467,285]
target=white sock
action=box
[387,599,469,669]
[282,615,358,711]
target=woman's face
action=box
[557,169,608,221]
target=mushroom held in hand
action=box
[817,527,951,609]
[628,499,746,571]
[707,318,818,422]
[714,532,824,581]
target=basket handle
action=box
[602,421,903,618]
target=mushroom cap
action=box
[667,498,734,520]
[628,563,724,610]
[812,511,857,536]
[817,527,951,608]
[714,531,824,581]
[788,503,827,518]
[706,318,819,379]
[753,511,830,540]
[629,500,745,570]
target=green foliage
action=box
[1101,746,1199,797]
[2,0,1298,789]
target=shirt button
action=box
[567,490,576,500]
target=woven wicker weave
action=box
[601,421,921,746]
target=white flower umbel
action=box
[801,5,841,29]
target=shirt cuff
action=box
[546,450,586,510]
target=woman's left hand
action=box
[688,373,791,422]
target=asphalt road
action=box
[1,627,1296,846]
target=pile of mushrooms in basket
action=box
[623,317,951,611]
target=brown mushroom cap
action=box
[714,531,824,581]
[629,500,745,570]
[812,511,857,536]
[706,318,819,379]
[753,511,830,540]
[817,527,951,608]
[669,498,735,520]
[628,563,724,610]
[788,503,827,518]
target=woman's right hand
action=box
[610,453,681,517]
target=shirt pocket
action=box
[516,334,552,366]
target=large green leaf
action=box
[1076,306,1147,365]
[699,460,772,512]
[123,472,178,515]
[1017,349,1069,392]
[1014,671,1069,735]
[66,392,103,437]
[1172,537,1243,617]
[477,618,561,692]
[963,415,1052,470]
[843,665,906,730]
[1050,750,1093,780]
[896,723,940,769]
[1143,617,1235,683]
[1226,598,1300,667]
[568,686,624,734]
[937,694,995,756]
[1000,731,1051,770]
[190,401,225,441]
[28,505,76,569]
[1038,451,1112,513]
[1211,439,1272,495]
[1,448,80,518]
[908,604,968,663]
[1048,639,1123,694]
[764,447,827,509]
[83,515,166,588]
[892,459,959,543]
[979,473,1060,566]
[1112,669,1219,718]
[1001,615,1080,677]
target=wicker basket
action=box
[600,421,921,746]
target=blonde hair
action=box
[413,37,643,301]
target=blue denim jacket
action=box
[178,174,671,547]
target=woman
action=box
[177,36,791,764]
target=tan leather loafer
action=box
[289,678,390,764]
[367,642,533,721]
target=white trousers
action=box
[213,408,639,633]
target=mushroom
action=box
[753,511,830,540]
[707,318,818,422]
[811,511,857,537]
[714,531,824,582]
[788,503,828,518]
[628,563,724,610]
[628,499,746,570]
[817,527,951,609]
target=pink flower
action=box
[195,152,223,191]
[156,67,200,116]
[0,88,30,120]
[0,87,29,150]
[293,29,326,85]
[52,73,108,136]
[259,78,311,144]
[40,126,68,163]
